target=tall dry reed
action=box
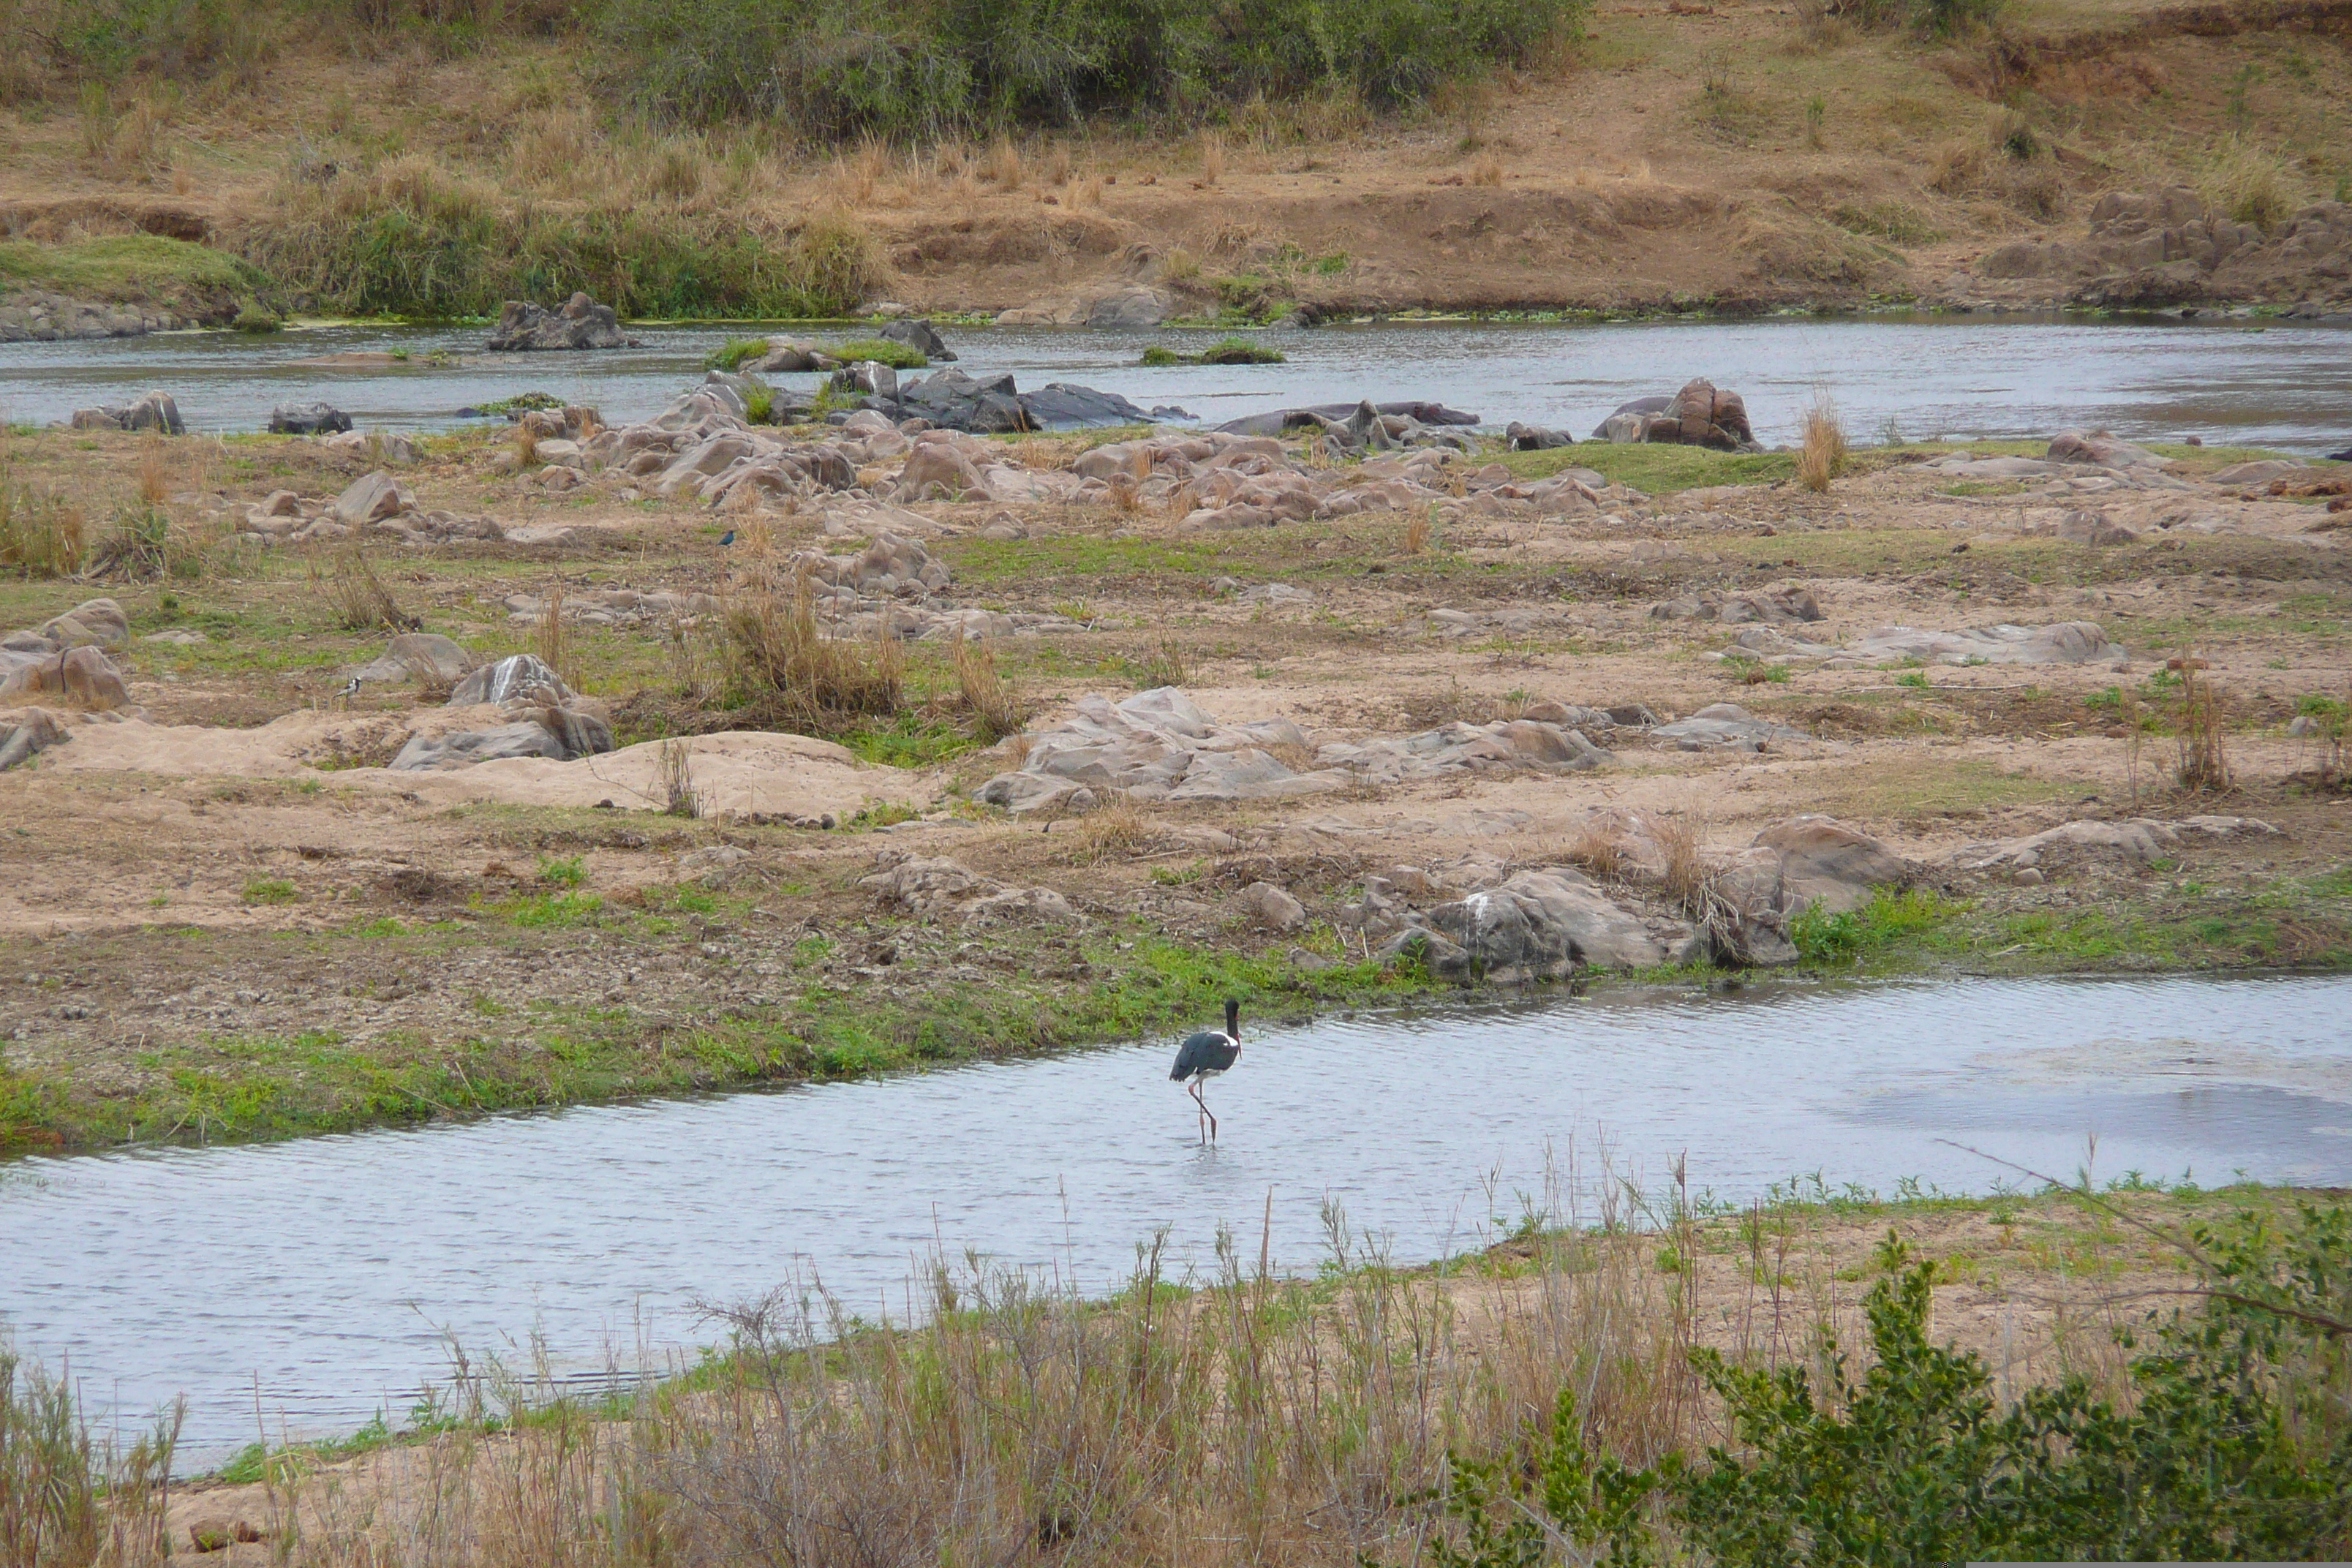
[1796,393,1850,492]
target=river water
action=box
[3,314,2349,450]
[3,973,2348,1463]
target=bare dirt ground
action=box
[1,410,2347,1153]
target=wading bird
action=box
[1170,998,1241,1143]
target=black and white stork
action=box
[1169,998,1242,1143]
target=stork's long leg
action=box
[1187,1078,1207,1143]
[1200,1082,1217,1142]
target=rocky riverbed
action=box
[0,370,2347,1153]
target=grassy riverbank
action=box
[14,1178,2345,1563]
[4,865,2346,1156]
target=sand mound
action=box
[30,717,930,818]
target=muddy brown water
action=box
[1,973,2347,1465]
[3,314,2349,449]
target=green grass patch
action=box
[1502,442,1796,494]
[0,235,271,304]
[1139,335,1287,366]
[821,336,926,369]
[705,336,774,370]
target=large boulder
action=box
[1651,704,1806,751]
[389,716,592,770]
[1641,378,1755,451]
[2048,429,2171,470]
[1719,815,1913,917]
[1382,868,1665,981]
[0,646,132,709]
[897,440,987,500]
[350,632,474,685]
[1019,383,1175,429]
[0,707,69,771]
[448,653,573,706]
[68,391,184,435]
[39,599,129,649]
[332,470,415,527]
[486,293,637,351]
[878,319,955,361]
[270,402,352,436]
[898,370,1030,434]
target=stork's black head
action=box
[1224,997,1240,1041]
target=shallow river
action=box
[3,973,2348,1463]
[3,314,2350,450]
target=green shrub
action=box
[1787,887,1953,965]
[1138,344,1181,366]
[1431,1204,2352,1566]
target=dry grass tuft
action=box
[1201,132,1225,186]
[537,590,578,690]
[0,467,88,578]
[1072,174,1105,208]
[1471,154,1504,186]
[1567,820,1627,883]
[1404,507,1433,556]
[984,135,1022,189]
[1065,796,1148,862]
[1044,143,1071,186]
[513,423,542,470]
[951,635,1028,741]
[659,739,702,818]
[2198,133,2295,230]
[134,438,171,507]
[725,580,905,729]
[1796,394,1850,492]
[2171,655,2232,792]
[311,544,414,632]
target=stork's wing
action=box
[1171,1030,1222,1079]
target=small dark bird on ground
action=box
[718,529,736,547]
[1169,998,1241,1143]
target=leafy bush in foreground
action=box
[1430,1205,2352,1565]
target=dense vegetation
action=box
[1434,1206,2352,1564]
[4,0,1586,137]
[595,0,1583,136]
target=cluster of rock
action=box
[737,320,957,375]
[1215,399,1483,456]
[1725,619,2127,670]
[1592,379,1760,451]
[829,365,1186,433]
[1651,584,1823,626]
[976,689,1641,815]
[1918,429,2195,502]
[68,391,184,435]
[1071,433,1611,530]
[0,598,134,713]
[766,532,1090,642]
[486,293,639,351]
[1371,813,1912,976]
[387,653,616,770]
[236,470,502,546]
[0,599,137,769]
[1948,814,2279,886]
[859,855,1080,925]
[268,402,354,436]
[976,688,1343,815]
[0,293,191,343]
[1978,187,2352,311]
